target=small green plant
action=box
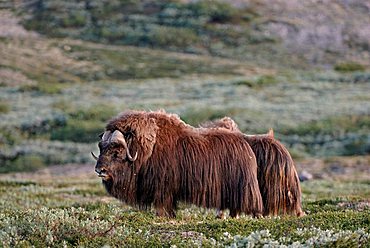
[0,102,10,114]
[68,105,116,122]
[189,0,239,23]
[19,114,67,137]
[61,11,87,28]
[19,82,66,94]
[0,154,46,173]
[148,26,199,48]
[233,75,278,88]
[256,75,278,86]
[334,62,366,72]
[50,120,103,143]
[281,115,370,136]
[181,107,241,126]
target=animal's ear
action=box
[129,117,158,164]
[267,129,274,138]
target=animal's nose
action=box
[95,167,107,175]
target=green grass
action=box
[281,115,370,137]
[181,107,243,126]
[49,104,115,143]
[279,115,370,156]
[50,119,103,143]
[66,104,117,122]
[19,82,67,94]
[233,75,279,88]
[0,101,10,113]
[0,173,369,247]
[0,155,46,173]
[334,62,366,73]
[63,44,242,80]
[20,0,254,54]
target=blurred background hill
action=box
[0,0,369,173]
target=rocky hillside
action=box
[12,0,370,68]
[231,0,370,66]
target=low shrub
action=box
[0,154,46,173]
[18,0,261,58]
[50,120,103,143]
[0,102,10,114]
[188,0,239,23]
[61,11,87,28]
[19,82,66,95]
[68,105,117,122]
[233,75,279,88]
[20,113,67,137]
[281,115,370,137]
[148,26,199,48]
[0,140,96,173]
[0,128,22,146]
[334,62,366,72]
[181,107,240,126]
[226,228,369,247]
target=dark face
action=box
[92,113,157,184]
[94,130,137,181]
[95,142,123,181]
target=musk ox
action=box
[93,110,263,218]
[200,117,304,217]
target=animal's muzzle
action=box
[95,167,107,177]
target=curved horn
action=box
[102,131,111,142]
[244,130,274,139]
[110,130,138,162]
[91,152,98,161]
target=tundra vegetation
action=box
[0,0,369,246]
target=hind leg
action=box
[296,206,305,217]
[229,209,240,219]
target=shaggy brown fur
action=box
[94,110,263,218]
[201,117,304,217]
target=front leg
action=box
[154,198,177,218]
[216,209,226,220]
[155,206,176,218]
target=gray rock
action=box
[299,170,314,181]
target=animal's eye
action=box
[113,151,119,159]
[124,131,135,138]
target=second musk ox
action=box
[93,110,263,218]
[201,117,304,217]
